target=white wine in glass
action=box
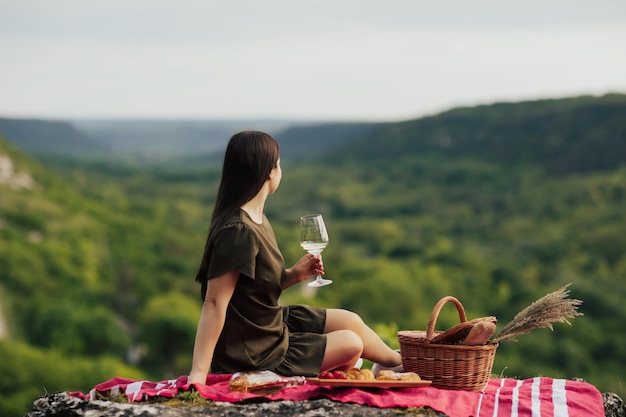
[300,214,332,287]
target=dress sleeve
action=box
[206,222,258,280]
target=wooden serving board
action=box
[307,378,432,389]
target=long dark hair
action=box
[195,131,280,290]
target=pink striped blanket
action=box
[69,374,604,417]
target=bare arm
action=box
[188,270,239,385]
[282,254,324,289]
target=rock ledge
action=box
[25,390,625,417]
[25,393,446,417]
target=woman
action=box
[188,130,401,385]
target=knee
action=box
[324,330,364,371]
[326,308,367,333]
[343,310,365,329]
[341,330,364,357]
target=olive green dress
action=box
[199,209,326,377]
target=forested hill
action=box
[335,93,626,174]
[0,118,107,158]
[70,119,302,158]
[274,121,377,160]
[1,94,623,171]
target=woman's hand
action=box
[282,254,324,289]
[188,370,208,386]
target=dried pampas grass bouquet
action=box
[491,283,583,344]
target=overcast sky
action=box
[1,0,625,121]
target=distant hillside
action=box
[338,93,626,174]
[3,94,625,170]
[70,119,312,158]
[0,118,106,158]
[0,117,335,161]
[275,122,378,160]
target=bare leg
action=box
[325,309,401,367]
[320,329,363,372]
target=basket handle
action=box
[425,296,468,341]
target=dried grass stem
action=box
[491,284,583,344]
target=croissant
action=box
[377,370,421,381]
[356,369,375,380]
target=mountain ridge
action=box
[1,93,624,173]
[335,93,626,174]
[0,118,106,158]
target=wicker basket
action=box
[398,296,498,391]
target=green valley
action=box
[1,94,625,416]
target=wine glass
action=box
[300,214,332,287]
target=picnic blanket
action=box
[69,374,605,417]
